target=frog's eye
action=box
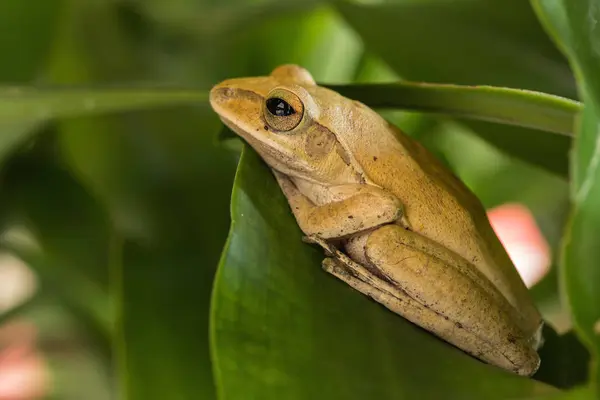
[266,98,295,117]
[263,88,304,132]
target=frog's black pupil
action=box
[266,97,296,117]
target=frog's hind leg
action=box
[320,255,508,372]
[353,225,540,376]
[321,255,484,356]
[316,238,491,366]
[308,232,539,376]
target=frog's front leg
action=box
[273,170,405,238]
[347,225,540,376]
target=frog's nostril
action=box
[209,86,234,107]
[217,87,234,98]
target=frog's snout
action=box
[209,81,264,114]
[209,84,235,111]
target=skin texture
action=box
[210,65,543,376]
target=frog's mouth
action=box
[216,113,254,143]
[214,112,316,181]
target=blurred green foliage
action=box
[0,0,597,399]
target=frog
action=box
[209,64,543,376]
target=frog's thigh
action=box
[359,225,539,376]
[323,255,505,369]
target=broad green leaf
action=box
[532,0,600,390]
[211,147,556,400]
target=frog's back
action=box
[313,88,541,337]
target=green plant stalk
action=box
[328,82,580,136]
[0,83,580,137]
[0,87,208,123]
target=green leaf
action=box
[103,108,236,400]
[0,0,62,82]
[532,0,600,390]
[120,0,362,87]
[0,144,113,356]
[528,385,595,400]
[0,86,207,162]
[535,326,590,389]
[57,103,237,399]
[117,234,227,400]
[459,121,571,177]
[133,0,325,37]
[0,86,207,124]
[43,2,239,398]
[328,82,580,135]
[211,146,557,399]
[0,0,63,164]
[334,0,574,96]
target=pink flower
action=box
[0,322,48,400]
[487,203,551,288]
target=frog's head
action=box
[210,65,358,184]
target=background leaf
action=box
[334,0,574,94]
[0,0,63,166]
[535,326,590,389]
[45,1,238,398]
[0,139,112,343]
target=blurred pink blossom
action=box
[487,203,551,288]
[0,322,48,400]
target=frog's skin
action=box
[210,64,543,376]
